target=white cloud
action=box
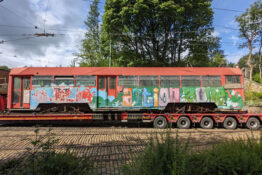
[0,0,89,68]
[224,50,248,63]
[230,35,240,46]
[211,30,220,37]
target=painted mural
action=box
[30,86,245,110]
[30,86,97,109]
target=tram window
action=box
[160,76,180,87]
[13,77,20,90]
[181,76,201,87]
[76,76,96,86]
[54,76,74,86]
[32,76,52,87]
[99,77,105,89]
[109,77,116,89]
[24,78,30,90]
[118,76,138,87]
[139,76,159,87]
[13,91,19,103]
[226,75,241,84]
[202,76,221,87]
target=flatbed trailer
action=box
[0,111,261,130]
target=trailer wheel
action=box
[223,117,237,129]
[177,116,191,129]
[246,117,260,130]
[200,117,214,129]
[153,116,168,129]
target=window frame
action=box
[160,76,180,87]
[139,75,159,87]
[54,76,75,86]
[201,75,222,87]
[225,75,241,84]
[75,76,96,87]
[32,76,52,87]
[118,76,138,88]
[181,75,201,87]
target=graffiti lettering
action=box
[123,88,132,107]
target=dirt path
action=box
[0,126,260,175]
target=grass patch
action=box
[245,90,262,106]
[123,130,262,175]
[0,127,94,175]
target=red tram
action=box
[1,67,261,129]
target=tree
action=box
[258,30,262,79]
[0,65,10,71]
[238,53,260,79]
[235,0,262,80]
[78,0,107,67]
[101,0,220,67]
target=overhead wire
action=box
[0,5,39,29]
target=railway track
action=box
[0,127,260,175]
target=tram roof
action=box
[9,67,242,76]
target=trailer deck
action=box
[0,111,261,129]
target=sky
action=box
[0,0,259,68]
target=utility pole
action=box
[109,35,112,67]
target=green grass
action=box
[0,127,94,175]
[245,90,262,106]
[122,131,262,175]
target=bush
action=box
[253,73,262,83]
[123,131,262,175]
[189,137,262,175]
[0,127,94,175]
[122,131,190,175]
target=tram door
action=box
[12,77,30,109]
[98,76,116,108]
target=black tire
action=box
[153,116,168,129]
[177,116,191,129]
[200,117,214,129]
[246,117,260,130]
[223,117,237,129]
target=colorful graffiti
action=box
[30,86,245,110]
[30,87,97,109]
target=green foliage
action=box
[78,0,108,67]
[253,73,262,83]
[0,127,94,175]
[101,0,222,67]
[0,65,10,71]
[123,130,262,175]
[122,131,190,175]
[188,137,262,175]
[245,89,262,106]
[235,0,262,79]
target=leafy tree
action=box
[0,65,10,71]
[238,53,261,81]
[258,30,262,78]
[210,52,227,67]
[235,0,262,80]
[78,0,108,67]
[101,0,221,67]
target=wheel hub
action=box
[158,120,163,125]
[227,121,232,126]
[204,121,209,126]
[250,121,257,127]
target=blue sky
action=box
[212,0,258,63]
[0,0,259,67]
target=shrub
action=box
[122,131,190,175]
[0,127,94,175]
[123,130,262,175]
[253,73,262,83]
